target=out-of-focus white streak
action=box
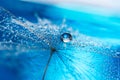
[21,0,120,16]
[21,0,120,10]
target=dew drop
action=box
[115,52,120,57]
[61,33,72,43]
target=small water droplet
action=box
[115,52,120,57]
[61,33,72,43]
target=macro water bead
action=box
[60,33,72,43]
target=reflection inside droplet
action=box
[61,33,72,43]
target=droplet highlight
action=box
[61,33,72,43]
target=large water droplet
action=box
[61,33,72,43]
